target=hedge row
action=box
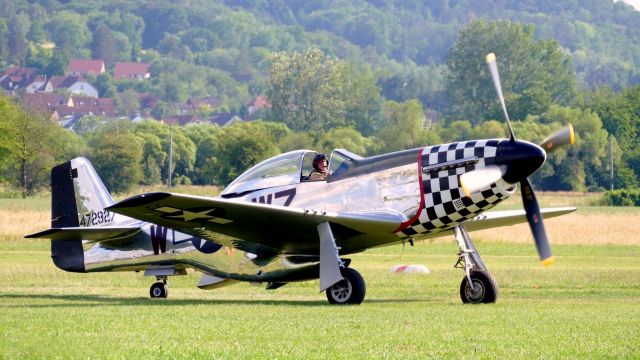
[604,189,640,206]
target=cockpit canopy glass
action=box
[221,149,364,196]
[221,150,310,196]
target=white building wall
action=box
[68,82,98,98]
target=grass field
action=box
[1,192,639,358]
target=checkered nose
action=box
[495,140,546,184]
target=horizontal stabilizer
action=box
[25,226,141,243]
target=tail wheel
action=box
[326,267,366,305]
[460,270,498,304]
[150,282,168,298]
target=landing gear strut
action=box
[454,226,498,303]
[150,276,168,298]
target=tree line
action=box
[0,89,636,196]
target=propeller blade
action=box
[539,124,575,153]
[460,165,505,197]
[486,53,515,142]
[520,178,554,265]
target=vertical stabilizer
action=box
[50,157,114,272]
[68,157,115,221]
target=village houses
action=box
[1,59,267,130]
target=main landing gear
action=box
[150,276,168,298]
[454,225,498,304]
[325,267,366,304]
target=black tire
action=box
[326,267,366,305]
[459,270,498,304]
[150,282,168,298]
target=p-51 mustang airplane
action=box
[27,54,576,304]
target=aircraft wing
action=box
[460,207,576,232]
[107,192,406,255]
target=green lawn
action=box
[1,238,639,359]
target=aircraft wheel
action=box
[150,282,168,298]
[460,270,498,304]
[326,267,366,305]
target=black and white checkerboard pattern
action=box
[398,139,514,237]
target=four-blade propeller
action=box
[480,53,575,265]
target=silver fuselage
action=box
[82,140,515,285]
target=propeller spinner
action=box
[480,53,575,265]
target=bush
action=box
[604,189,640,206]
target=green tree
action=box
[0,19,9,64]
[95,73,116,98]
[267,48,348,132]
[184,124,224,185]
[445,20,577,124]
[205,122,279,185]
[72,115,102,136]
[45,49,69,77]
[132,121,169,185]
[89,129,142,193]
[25,44,51,70]
[132,120,196,185]
[159,73,188,102]
[316,127,374,156]
[47,11,92,58]
[344,64,383,136]
[586,85,640,189]
[115,89,141,116]
[536,106,610,191]
[8,13,29,66]
[0,96,84,196]
[377,100,427,152]
[92,25,117,66]
[277,131,314,153]
[151,102,175,120]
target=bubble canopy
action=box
[221,150,312,196]
[220,149,364,197]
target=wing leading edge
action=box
[461,207,576,232]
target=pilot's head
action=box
[312,153,328,172]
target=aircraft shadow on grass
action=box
[0,293,433,308]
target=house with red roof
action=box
[18,93,116,126]
[0,67,39,95]
[43,75,99,98]
[67,59,105,76]
[114,62,150,80]
[245,95,270,119]
[18,93,73,118]
[187,95,222,110]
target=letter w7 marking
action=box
[251,188,296,206]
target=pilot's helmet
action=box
[312,153,327,172]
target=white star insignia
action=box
[153,206,233,224]
[167,209,215,222]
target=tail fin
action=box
[54,157,115,227]
[49,157,114,272]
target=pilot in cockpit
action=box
[308,153,328,181]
